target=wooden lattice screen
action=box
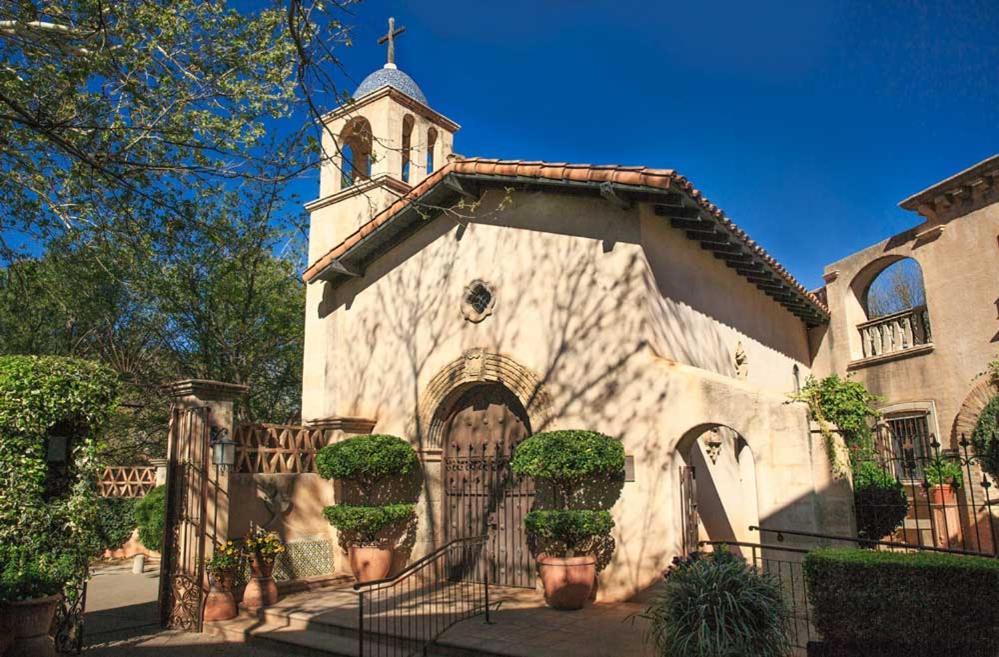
[98,466,157,497]
[233,424,332,474]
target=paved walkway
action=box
[84,562,283,657]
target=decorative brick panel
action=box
[98,466,157,498]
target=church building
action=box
[298,24,852,601]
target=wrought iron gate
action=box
[159,406,211,631]
[443,384,535,588]
[679,465,699,556]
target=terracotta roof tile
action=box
[302,157,829,318]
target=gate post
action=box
[160,379,248,631]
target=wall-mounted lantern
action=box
[210,426,236,472]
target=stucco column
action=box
[163,379,249,561]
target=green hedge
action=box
[95,497,138,552]
[316,434,418,483]
[972,395,999,479]
[134,485,166,552]
[804,548,999,656]
[0,544,78,602]
[323,503,414,544]
[510,430,624,482]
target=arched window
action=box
[339,117,372,189]
[401,114,414,183]
[426,127,438,174]
[855,257,931,359]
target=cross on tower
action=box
[377,17,406,68]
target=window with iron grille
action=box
[882,413,932,481]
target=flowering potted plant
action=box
[925,457,964,548]
[511,430,624,610]
[240,525,284,609]
[203,541,243,622]
[317,435,419,582]
[0,546,75,657]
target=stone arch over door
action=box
[953,373,999,443]
[419,349,553,449]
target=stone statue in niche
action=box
[734,342,748,380]
[703,430,723,465]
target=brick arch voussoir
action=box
[953,373,999,445]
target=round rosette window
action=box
[461,279,496,323]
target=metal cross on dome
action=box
[378,16,406,67]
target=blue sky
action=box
[309,0,998,289]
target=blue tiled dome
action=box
[354,66,427,105]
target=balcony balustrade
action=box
[858,305,932,359]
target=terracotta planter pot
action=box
[929,485,963,549]
[537,555,596,610]
[203,572,238,622]
[348,546,394,582]
[242,555,279,610]
[2,594,61,657]
[0,611,12,657]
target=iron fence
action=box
[355,535,491,657]
[861,426,998,555]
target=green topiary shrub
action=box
[316,434,418,484]
[134,485,167,552]
[510,430,624,485]
[852,461,908,543]
[639,549,791,657]
[524,510,613,553]
[323,504,415,545]
[804,548,999,656]
[971,395,999,480]
[95,497,138,552]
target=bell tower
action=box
[301,18,459,424]
[304,17,460,265]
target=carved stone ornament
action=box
[461,279,496,323]
[703,433,723,465]
[734,341,748,380]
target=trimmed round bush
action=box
[510,430,624,483]
[316,434,418,483]
[852,461,908,543]
[134,485,167,552]
[971,395,999,479]
[323,503,415,544]
[804,548,999,656]
[524,509,613,552]
[640,549,791,657]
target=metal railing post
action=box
[357,589,364,657]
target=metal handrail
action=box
[355,535,491,657]
[749,525,998,558]
[699,539,809,555]
[353,535,487,591]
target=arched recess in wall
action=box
[426,127,438,174]
[676,423,760,555]
[401,114,414,183]
[953,372,999,444]
[339,116,373,189]
[419,350,553,449]
[848,255,931,359]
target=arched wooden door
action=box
[443,383,535,588]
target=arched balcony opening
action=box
[851,257,931,360]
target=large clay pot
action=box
[241,555,279,610]
[3,594,61,657]
[203,572,238,622]
[0,609,13,657]
[537,554,596,610]
[348,546,393,582]
[929,485,963,549]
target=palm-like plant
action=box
[639,549,791,657]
